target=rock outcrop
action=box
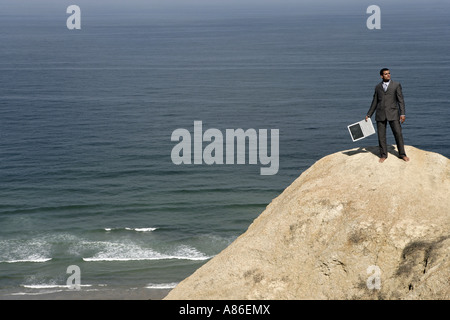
[164,145,450,300]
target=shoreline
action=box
[0,287,171,300]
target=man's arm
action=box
[396,83,406,123]
[366,88,378,121]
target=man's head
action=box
[380,68,391,82]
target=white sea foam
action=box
[0,239,52,263]
[104,227,157,232]
[21,284,92,289]
[126,227,157,232]
[1,258,52,263]
[145,282,178,289]
[10,284,93,297]
[83,242,211,262]
[10,290,65,296]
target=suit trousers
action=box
[376,120,406,158]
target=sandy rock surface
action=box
[165,146,449,300]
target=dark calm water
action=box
[0,2,449,298]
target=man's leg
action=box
[377,120,388,160]
[389,120,408,160]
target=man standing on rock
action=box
[366,68,410,163]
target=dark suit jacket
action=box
[367,80,405,121]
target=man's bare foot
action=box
[379,157,387,163]
[401,156,410,162]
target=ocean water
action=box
[0,2,449,299]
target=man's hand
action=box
[365,116,369,122]
[400,115,406,124]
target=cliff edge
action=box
[165,145,450,300]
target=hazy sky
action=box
[2,0,449,14]
[1,0,449,26]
